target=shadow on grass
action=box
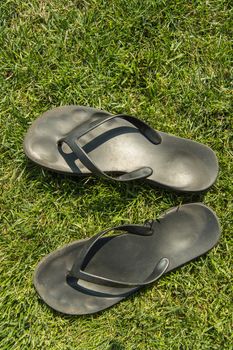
[108,340,126,350]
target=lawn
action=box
[0,0,232,349]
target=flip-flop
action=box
[24,105,218,192]
[34,203,220,315]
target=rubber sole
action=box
[24,106,219,192]
[34,203,220,315]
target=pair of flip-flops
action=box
[24,106,220,315]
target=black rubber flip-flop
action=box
[24,106,218,192]
[34,203,220,315]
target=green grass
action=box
[0,0,232,349]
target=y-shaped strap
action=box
[67,224,169,288]
[58,112,162,181]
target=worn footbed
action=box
[24,106,218,192]
[34,203,220,315]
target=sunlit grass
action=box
[0,1,232,349]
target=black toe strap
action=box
[67,224,169,288]
[58,112,162,182]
